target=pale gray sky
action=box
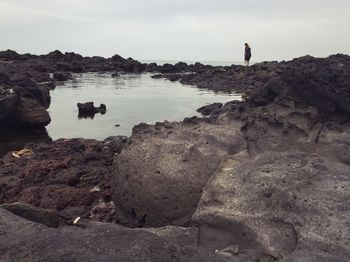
[0,0,349,62]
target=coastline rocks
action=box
[111,72,120,77]
[53,71,72,81]
[197,103,223,116]
[77,102,106,117]
[279,56,350,115]
[0,137,128,222]
[4,97,51,127]
[0,49,26,61]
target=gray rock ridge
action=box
[0,208,230,262]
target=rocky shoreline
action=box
[0,50,349,261]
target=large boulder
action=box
[6,97,51,127]
[113,120,246,227]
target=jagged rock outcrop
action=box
[0,137,128,222]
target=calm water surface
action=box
[47,73,241,140]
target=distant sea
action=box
[141,60,248,66]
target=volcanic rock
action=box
[0,137,128,222]
[77,102,106,117]
[0,208,229,262]
[0,89,18,121]
[197,103,223,116]
[53,71,72,81]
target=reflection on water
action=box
[47,73,241,140]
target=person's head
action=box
[245,43,249,47]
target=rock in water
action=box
[77,102,107,118]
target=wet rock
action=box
[4,97,51,127]
[77,102,106,117]
[111,72,120,77]
[77,101,95,115]
[53,71,72,81]
[197,103,223,116]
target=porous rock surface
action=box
[0,136,128,222]
[113,119,245,227]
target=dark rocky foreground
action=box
[0,50,350,261]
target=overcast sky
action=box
[0,0,349,62]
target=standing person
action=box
[244,43,251,66]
